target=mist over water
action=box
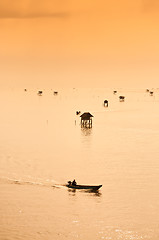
[0,87,159,240]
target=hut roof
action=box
[80,112,94,120]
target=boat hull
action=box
[66,184,102,190]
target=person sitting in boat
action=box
[72,179,77,186]
[67,181,72,186]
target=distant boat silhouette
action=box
[119,96,125,101]
[66,181,102,190]
[38,90,43,96]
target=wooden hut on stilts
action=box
[80,112,94,128]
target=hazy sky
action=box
[0,0,159,88]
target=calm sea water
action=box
[0,87,159,240]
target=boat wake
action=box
[0,176,63,189]
[0,177,101,195]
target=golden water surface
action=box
[0,88,159,240]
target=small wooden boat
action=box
[66,183,102,190]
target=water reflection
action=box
[81,127,93,148]
[68,188,102,197]
[86,189,102,197]
[81,127,92,137]
[68,188,76,196]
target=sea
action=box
[0,87,159,240]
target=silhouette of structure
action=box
[113,90,117,94]
[80,112,94,128]
[76,111,81,115]
[119,96,125,101]
[38,90,43,96]
[104,100,108,107]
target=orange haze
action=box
[0,0,159,88]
